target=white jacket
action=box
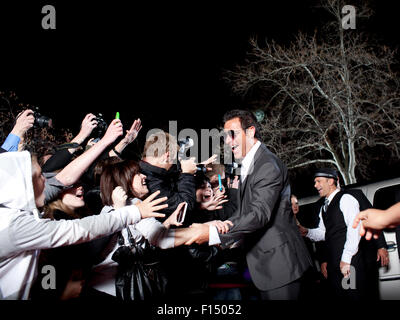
[0,151,142,300]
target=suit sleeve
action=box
[219,161,282,249]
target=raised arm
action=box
[1,109,34,152]
[109,118,142,158]
[55,119,123,186]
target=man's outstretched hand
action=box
[184,223,210,245]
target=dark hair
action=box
[100,160,141,206]
[222,109,261,140]
[195,173,210,190]
[93,156,123,186]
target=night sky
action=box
[1,1,399,196]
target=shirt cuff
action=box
[209,225,221,246]
[1,133,20,152]
[341,252,353,264]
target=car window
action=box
[373,184,400,210]
[373,184,400,233]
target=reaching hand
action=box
[200,193,228,211]
[185,223,210,245]
[112,186,127,209]
[11,109,35,138]
[77,113,98,141]
[122,118,142,144]
[100,119,123,146]
[352,208,388,240]
[180,157,197,175]
[135,190,167,219]
[205,220,233,234]
[213,185,225,198]
[163,202,186,228]
[200,154,218,167]
[85,138,97,149]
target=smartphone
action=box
[176,202,188,224]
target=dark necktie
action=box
[322,198,329,215]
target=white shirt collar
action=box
[326,188,340,204]
[240,140,261,182]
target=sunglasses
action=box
[222,126,252,140]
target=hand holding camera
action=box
[180,157,197,174]
[99,119,123,146]
[11,109,35,138]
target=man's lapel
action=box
[239,144,264,201]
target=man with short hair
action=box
[188,109,312,300]
[140,130,198,216]
[301,168,379,300]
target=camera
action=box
[225,162,240,179]
[177,137,207,173]
[30,107,53,128]
[89,113,108,141]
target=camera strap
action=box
[56,142,81,151]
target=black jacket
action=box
[139,160,196,218]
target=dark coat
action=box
[219,143,312,291]
[139,160,196,217]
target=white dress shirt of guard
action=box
[306,188,362,264]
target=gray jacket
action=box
[220,143,312,291]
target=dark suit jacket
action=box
[219,143,312,291]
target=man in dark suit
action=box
[188,110,312,299]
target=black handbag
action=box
[111,227,168,300]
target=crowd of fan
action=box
[0,110,249,300]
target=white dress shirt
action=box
[240,140,261,183]
[306,189,362,264]
[209,140,261,245]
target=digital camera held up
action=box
[177,137,207,173]
[89,113,108,141]
[31,107,53,128]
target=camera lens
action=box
[196,164,207,173]
[34,114,53,128]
